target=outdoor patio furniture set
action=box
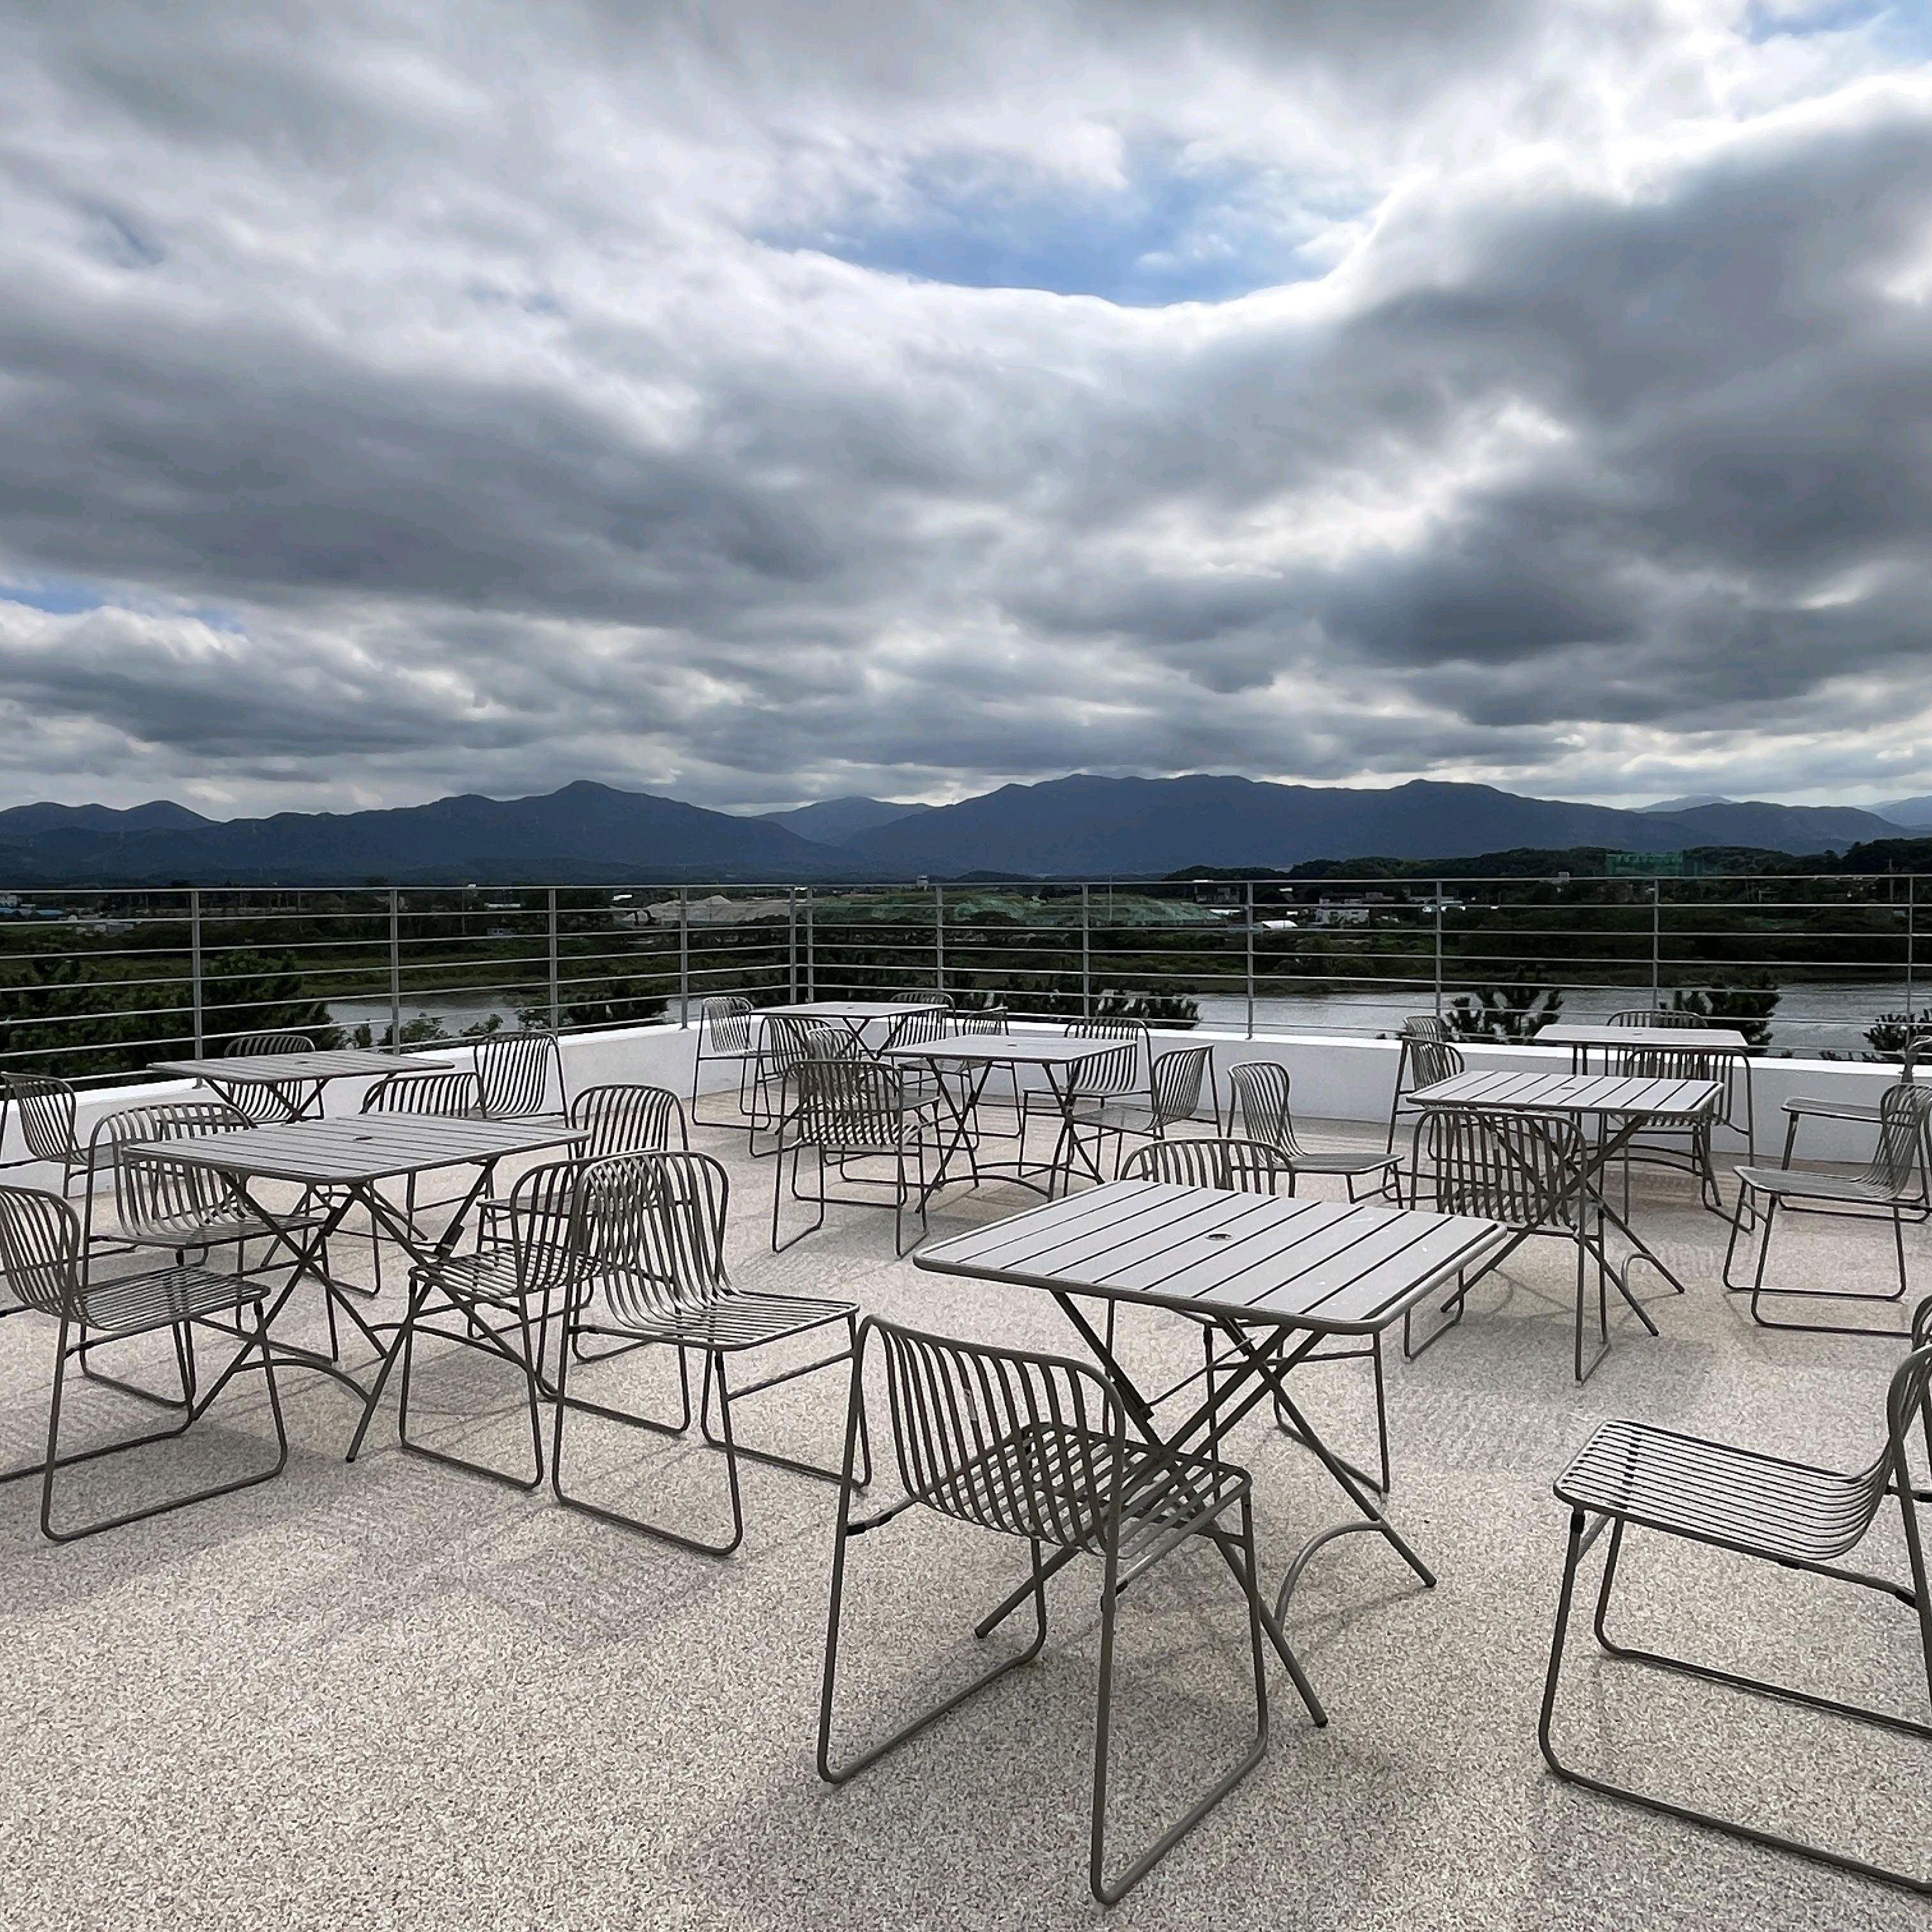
[0,1004,1926,1901]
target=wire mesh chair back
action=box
[795,1058,917,1153]
[891,990,952,1008]
[1148,1045,1210,1126]
[765,1013,839,1075]
[956,1008,1012,1034]
[1807,1340,1932,1561]
[567,1083,687,1158]
[1062,1020,1146,1098]
[219,1031,318,1123]
[1402,1015,1451,1044]
[870,1317,1126,1553]
[95,1101,254,1244]
[3,1073,79,1163]
[1423,1105,1581,1230]
[1859,1084,1932,1198]
[1119,1137,1291,1193]
[360,1070,482,1116]
[484,1155,628,1304]
[569,1149,732,1328]
[0,1183,82,1317]
[473,1029,565,1119]
[1607,1007,1707,1028]
[1227,1061,1307,1158]
[1406,1038,1465,1089]
[698,996,755,1056]
[1615,1039,1744,1115]
[883,1004,949,1051]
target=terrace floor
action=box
[1,1108,1926,1931]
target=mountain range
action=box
[0,776,1912,887]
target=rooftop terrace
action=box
[0,1046,1926,1931]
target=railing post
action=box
[1908,873,1917,1018]
[935,883,946,998]
[805,886,816,1001]
[190,888,204,1056]
[1080,883,1092,1018]
[678,885,690,1028]
[1244,880,1255,1039]
[788,887,799,1001]
[547,887,560,1032]
[1651,881,1662,1006]
[1434,880,1445,1017]
[388,889,402,1050]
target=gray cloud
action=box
[0,1,1929,816]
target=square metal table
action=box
[759,1000,944,1043]
[1405,1068,1721,1372]
[1538,1023,1749,1073]
[123,1115,584,1455]
[152,1048,454,1120]
[918,1179,1510,1662]
[880,1034,1130,1197]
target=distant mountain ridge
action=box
[0,774,1906,885]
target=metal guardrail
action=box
[0,872,1923,1085]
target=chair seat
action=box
[584,1288,855,1353]
[1781,1095,1884,1124]
[1734,1164,1913,1207]
[923,1421,1249,1574]
[411,1246,598,1305]
[1282,1148,1402,1178]
[80,1263,267,1338]
[110,1202,332,1250]
[1556,1418,1874,1565]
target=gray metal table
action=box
[880,1034,1128,1197]
[124,1115,583,1455]
[919,1180,1510,1651]
[1406,1068,1721,1370]
[152,1048,454,1120]
[760,1000,943,1040]
[1539,1024,1748,1073]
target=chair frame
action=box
[1383,1015,1451,1153]
[1228,1060,1403,1205]
[1722,1082,1932,1337]
[817,1315,1307,1905]
[551,1150,866,1554]
[0,1179,287,1542]
[1538,1333,1932,1894]
[0,1071,106,1195]
[771,1056,942,1255]
[473,1027,567,1121]
[690,995,763,1128]
[213,1029,320,1124]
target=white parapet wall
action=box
[22,1017,1905,1191]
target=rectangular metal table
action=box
[881,1034,1129,1197]
[123,1115,583,1455]
[152,1048,454,1120]
[918,1180,1511,1662]
[1406,1069,1721,1374]
[1538,1024,1749,1073]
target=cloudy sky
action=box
[3,1,1931,818]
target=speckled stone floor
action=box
[0,1108,1926,1930]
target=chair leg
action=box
[693,1315,870,1488]
[1541,1509,1932,1894]
[551,1334,746,1555]
[34,1304,288,1544]
[1089,1498,1272,1906]
[394,1287,546,1492]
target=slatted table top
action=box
[151,1049,456,1084]
[880,1036,1129,1066]
[916,1179,1510,1333]
[121,1114,583,1184]
[760,1001,944,1021]
[1409,1069,1721,1119]
[1538,1024,1750,1053]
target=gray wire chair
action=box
[1779,1035,1924,1178]
[947,1006,1023,1140]
[1605,1006,1708,1027]
[358,1069,487,1269]
[1602,1022,1752,1208]
[214,1030,319,1124]
[748,1012,850,1143]
[1385,1031,1464,1160]
[552,1149,865,1553]
[0,1179,287,1541]
[1084,1043,1218,1176]
[1383,1014,1452,1153]
[473,1028,567,1121]
[691,995,761,1126]
[817,1315,1313,1905]
[1228,1061,1403,1203]
[376,1155,597,1491]
[772,1055,944,1254]
[0,1072,112,1195]
[1407,1103,1618,1382]
[1019,1020,1148,1134]
[1538,1333,1932,1894]
[1722,1082,1932,1336]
